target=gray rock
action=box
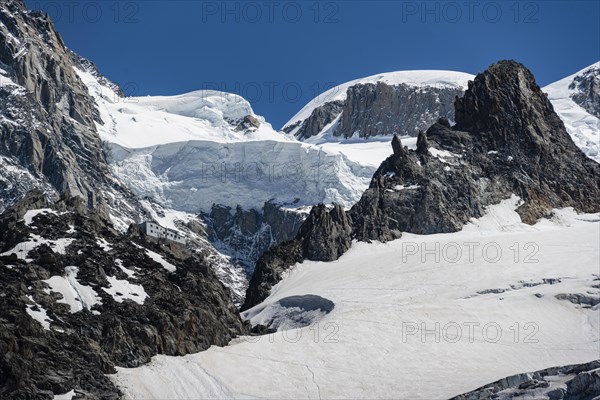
[353,60,600,242]
[569,65,599,118]
[555,293,600,307]
[285,100,344,140]
[451,361,600,400]
[287,81,463,140]
[0,0,112,216]
[337,82,463,139]
[204,202,306,279]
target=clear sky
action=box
[26,0,600,129]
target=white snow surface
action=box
[112,199,600,399]
[284,70,474,131]
[109,139,377,211]
[102,276,148,305]
[75,64,389,211]
[544,62,600,163]
[44,266,101,313]
[144,248,176,272]
[25,295,52,330]
[22,208,57,225]
[73,67,287,149]
[53,390,75,400]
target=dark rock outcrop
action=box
[352,60,600,241]
[243,60,600,310]
[451,360,600,400]
[569,64,599,118]
[241,204,351,310]
[204,202,307,278]
[0,193,247,399]
[337,82,463,139]
[284,100,344,140]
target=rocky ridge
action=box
[204,202,307,279]
[242,60,600,310]
[243,204,352,309]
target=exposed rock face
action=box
[0,0,111,214]
[569,64,600,118]
[353,60,600,241]
[296,204,352,261]
[451,360,600,400]
[287,82,463,140]
[243,60,600,310]
[337,82,463,138]
[0,192,246,399]
[204,202,307,277]
[285,100,344,140]
[241,204,351,310]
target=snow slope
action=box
[283,70,475,131]
[74,67,288,149]
[544,62,600,163]
[112,200,600,399]
[75,65,387,211]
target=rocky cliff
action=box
[336,82,463,138]
[283,72,470,140]
[204,202,307,278]
[242,204,352,310]
[569,63,599,118]
[243,60,600,310]
[286,100,344,140]
[0,0,111,214]
[0,2,255,397]
[0,191,247,399]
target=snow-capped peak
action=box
[73,65,288,149]
[283,69,475,130]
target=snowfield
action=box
[544,62,600,163]
[111,199,600,399]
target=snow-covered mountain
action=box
[75,66,377,212]
[112,60,600,400]
[1,1,599,398]
[544,62,600,163]
[283,70,474,140]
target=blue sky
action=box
[27,0,600,129]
